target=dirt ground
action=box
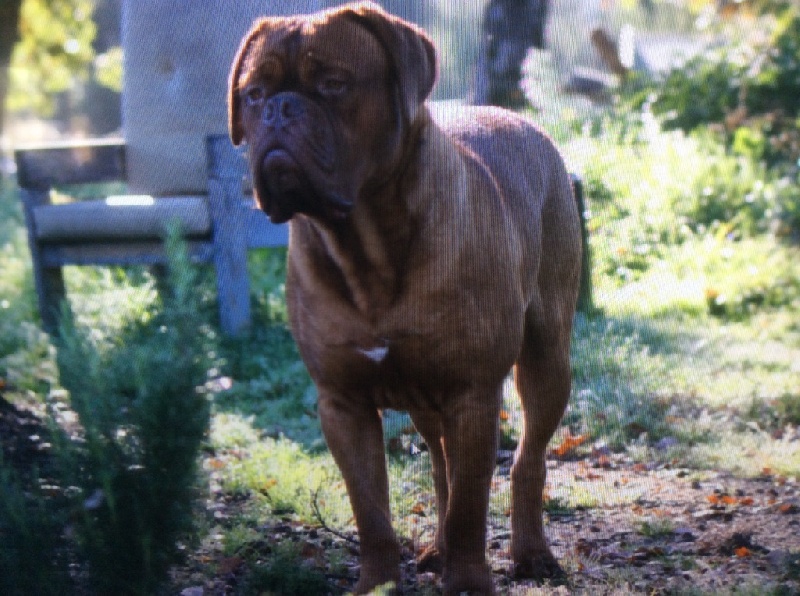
[3,395,799,595]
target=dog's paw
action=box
[416,546,444,574]
[354,555,401,595]
[442,561,495,595]
[511,552,566,584]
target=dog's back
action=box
[430,103,582,323]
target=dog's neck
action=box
[295,108,464,317]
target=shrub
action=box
[0,460,68,596]
[644,8,800,169]
[701,238,800,319]
[677,149,772,236]
[237,541,331,596]
[55,224,214,594]
[651,48,743,132]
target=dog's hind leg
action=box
[509,313,572,581]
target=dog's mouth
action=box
[256,148,353,224]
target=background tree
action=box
[1,0,122,141]
[471,0,550,107]
[0,0,24,140]
[8,0,97,119]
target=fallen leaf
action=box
[301,541,323,559]
[218,556,243,574]
[594,455,612,469]
[779,502,799,514]
[259,478,278,492]
[551,433,587,458]
[207,458,226,470]
[706,494,737,506]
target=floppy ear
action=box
[341,2,438,124]
[228,19,270,146]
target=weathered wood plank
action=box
[207,135,252,336]
[572,175,593,314]
[15,138,125,190]
[34,196,212,242]
[39,240,214,268]
[20,187,67,333]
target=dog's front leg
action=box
[440,387,501,596]
[409,410,448,573]
[317,389,401,594]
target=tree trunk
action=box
[0,0,23,140]
[471,0,549,108]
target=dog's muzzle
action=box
[252,95,352,223]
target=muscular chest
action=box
[286,270,523,408]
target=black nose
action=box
[263,93,306,128]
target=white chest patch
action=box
[357,346,389,363]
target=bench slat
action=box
[34,196,212,242]
[40,240,215,268]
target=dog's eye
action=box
[317,76,348,98]
[244,86,265,106]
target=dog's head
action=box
[228,1,437,224]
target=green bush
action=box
[643,8,800,170]
[0,460,68,596]
[237,541,331,596]
[678,150,773,236]
[701,238,800,319]
[776,393,800,426]
[55,225,214,595]
[651,49,743,132]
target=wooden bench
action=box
[16,135,591,337]
[15,134,288,336]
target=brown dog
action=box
[228,2,581,593]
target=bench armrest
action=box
[14,138,126,191]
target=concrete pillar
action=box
[121,1,337,195]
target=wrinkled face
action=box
[228,4,436,224]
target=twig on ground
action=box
[311,484,359,546]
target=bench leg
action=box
[207,179,251,336]
[35,264,67,335]
[572,175,593,314]
[207,136,252,337]
[20,188,69,334]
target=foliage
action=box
[571,118,800,315]
[0,459,68,596]
[9,0,96,116]
[236,541,331,596]
[7,0,122,117]
[93,44,123,92]
[0,181,43,392]
[54,224,213,595]
[213,248,320,446]
[640,8,800,167]
[211,416,348,524]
